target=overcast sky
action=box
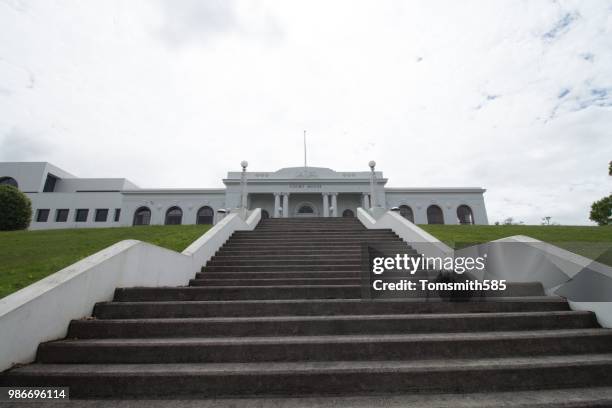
[1,0,611,225]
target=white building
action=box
[0,162,488,229]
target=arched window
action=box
[399,205,414,223]
[0,177,18,188]
[196,206,214,225]
[165,206,183,225]
[342,209,355,217]
[427,205,444,224]
[298,205,314,214]
[261,209,270,219]
[133,206,151,226]
[457,205,474,225]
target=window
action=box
[427,205,444,224]
[43,174,58,192]
[75,209,89,222]
[196,206,214,225]
[165,206,183,225]
[0,177,18,188]
[114,209,121,222]
[457,205,474,225]
[342,209,355,217]
[133,207,151,226]
[36,209,50,222]
[95,209,109,222]
[399,205,414,223]
[261,209,270,219]
[56,209,69,222]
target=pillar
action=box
[273,193,281,218]
[322,193,329,217]
[362,193,370,209]
[282,193,290,218]
[331,193,338,217]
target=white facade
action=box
[0,162,488,229]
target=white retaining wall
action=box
[0,209,261,372]
[357,207,452,258]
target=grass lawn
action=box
[420,224,612,266]
[0,225,211,299]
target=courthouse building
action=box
[0,162,488,229]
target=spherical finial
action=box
[368,160,376,170]
[241,160,248,170]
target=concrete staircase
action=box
[2,217,612,400]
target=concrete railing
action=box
[456,235,612,328]
[356,208,612,328]
[0,209,261,372]
[357,207,452,258]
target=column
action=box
[331,193,338,217]
[362,193,370,209]
[282,193,290,218]
[273,193,281,218]
[322,193,329,217]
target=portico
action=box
[225,166,384,219]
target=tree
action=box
[590,195,612,226]
[588,163,612,226]
[0,185,32,231]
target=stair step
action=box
[114,285,362,301]
[205,259,370,267]
[202,265,363,272]
[189,278,362,286]
[68,311,598,338]
[225,238,403,244]
[196,271,362,279]
[215,249,366,256]
[93,297,571,319]
[5,355,612,397]
[40,329,612,364]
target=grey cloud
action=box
[542,12,580,41]
[580,52,595,62]
[157,0,283,47]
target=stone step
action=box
[231,231,396,237]
[253,227,368,232]
[114,285,362,301]
[227,235,399,241]
[196,271,362,279]
[215,250,365,257]
[67,311,598,339]
[202,265,362,272]
[38,329,612,364]
[5,354,612,398]
[189,277,362,286]
[220,243,409,250]
[209,254,396,262]
[205,259,369,267]
[93,297,570,319]
[226,238,403,244]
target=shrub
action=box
[0,185,32,230]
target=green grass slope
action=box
[0,225,211,299]
[420,224,612,266]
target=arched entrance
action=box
[294,202,318,217]
[342,209,355,217]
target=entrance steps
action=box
[2,216,611,401]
